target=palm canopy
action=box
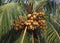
[0,2,27,36]
[0,0,60,43]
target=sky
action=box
[2,0,60,4]
[54,0,60,4]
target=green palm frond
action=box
[55,4,60,22]
[33,0,47,11]
[48,17,60,35]
[0,2,27,36]
[45,21,60,43]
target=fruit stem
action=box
[32,32,34,43]
[21,26,27,43]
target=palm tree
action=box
[0,0,60,43]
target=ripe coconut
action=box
[33,15,36,19]
[41,20,45,24]
[27,14,32,18]
[38,20,41,23]
[33,12,39,14]
[30,20,33,23]
[39,11,45,16]
[24,21,31,25]
[21,23,24,25]
[41,11,45,15]
[33,21,39,26]
[29,25,34,30]
[40,12,42,14]
[27,20,31,23]
[33,12,37,14]
[30,16,34,20]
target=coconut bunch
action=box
[13,16,25,30]
[13,11,46,31]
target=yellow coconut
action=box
[27,20,31,23]
[39,11,45,16]
[42,24,46,26]
[24,21,31,25]
[21,23,24,25]
[27,14,32,18]
[38,20,41,23]
[29,25,34,30]
[30,20,34,23]
[33,12,37,14]
[33,21,39,26]
[41,11,45,15]
[33,15,36,19]
[28,23,31,25]
[33,12,39,14]
[40,12,42,14]
[41,20,45,24]
[30,17,34,20]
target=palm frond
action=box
[49,17,60,35]
[33,0,47,11]
[45,21,60,43]
[0,2,27,36]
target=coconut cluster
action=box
[13,11,46,31]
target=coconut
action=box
[30,17,34,20]
[33,15,36,19]
[41,11,45,15]
[33,12,37,14]
[29,25,34,30]
[33,21,39,26]
[40,12,42,14]
[38,20,41,23]
[39,11,45,16]
[27,20,31,23]
[30,20,33,23]
[27,14,32,18]
[41,20,45,24]
[24,21,31,25]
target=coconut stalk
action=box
[21,26,27,43]
[32,32,34,43]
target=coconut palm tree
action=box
[0,0,60,43]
